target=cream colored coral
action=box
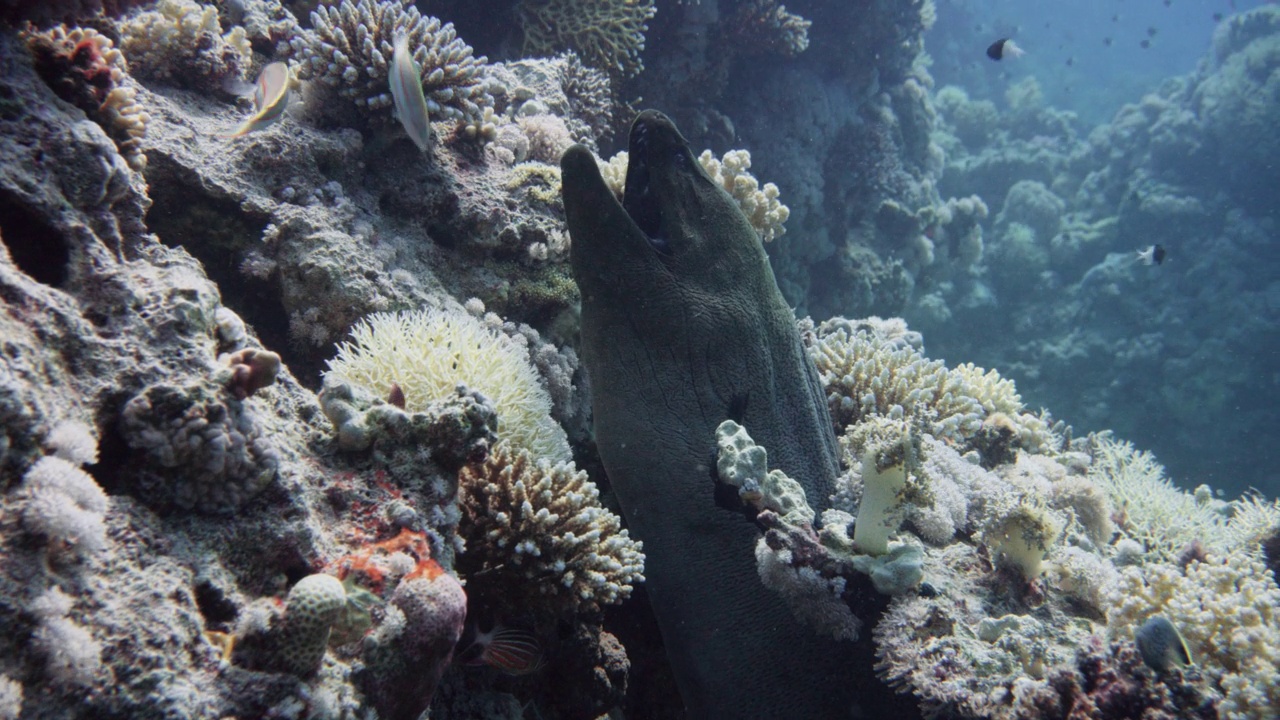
[325,307,571,462]
[1088,435,1227,561]
[697,149,790,243]
[808,320,983,440]
[458,442,645,614]
[598,149,791,243]
[119,0,251,87]
[1105,552,1280,720]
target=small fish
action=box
[1136,244,1166,266]
[986,38,1025,61]
[1135,615,1192,672]
[389,33,432,152]
[225,62,291,138]
[456,623,543,675]
[1104,36,1114,47]
[1140,39,1152,49]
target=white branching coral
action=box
[457,442,644,615]
[325,307,571,462]
[697,149,790,243]
[1087,435,1227,561]
[119,0,252,91]
[290,0,492,125]
[1105,551,1280,720]
[598,149,791,243]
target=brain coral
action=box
[290,0,492,125]
[518,0,655,77]
[325,307,571,462]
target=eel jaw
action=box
[622,116,670,254]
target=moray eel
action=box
[562,111,862,718]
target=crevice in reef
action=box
[142,163,307,384]
[0,189,70,287]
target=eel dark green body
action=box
[562,111,861,718]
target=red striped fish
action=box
[457,624,543,675]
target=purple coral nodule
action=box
[360,572,467,720]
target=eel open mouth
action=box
[621,118,669,253]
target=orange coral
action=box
[331,528,443,594]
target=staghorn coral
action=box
[558,51,616,147]
[456,441,644,616]
[290,0,491,126]
[518,0,655,78]
[1105,551,1280,720]
[25,25,149,170]
[324,306,571,462]
[118,0,252,93]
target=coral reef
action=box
[517,0,655,78]
[25,24,149,170]
[921,6,1280,493]
[118,0,252,93]
[456,441,644,616]
[290,0,491,128]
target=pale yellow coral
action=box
[325,307,571,462]
[1087,435,1227,561]
[1106,552,1280,720]
[598,149,791,243]
[697,149,790,243]
[119,0,252,89]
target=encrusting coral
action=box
[24,24,149,170]
[456,441,645,616]
[517,0,656,78]
[290,0,492,127]
[119,382,280,513]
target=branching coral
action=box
[518,0,655,78]
[456,441,644,616]
[25,25,149,170]
[721,0,812,58]
[1087,435,1227,562]
[290,0,491,126]
[599,149,791,243]
[1105,551,1280,720]
[324,307,570,462]
[118,0,252,92]
[807,317,1057,455]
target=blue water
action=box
[929,0,1274,124]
